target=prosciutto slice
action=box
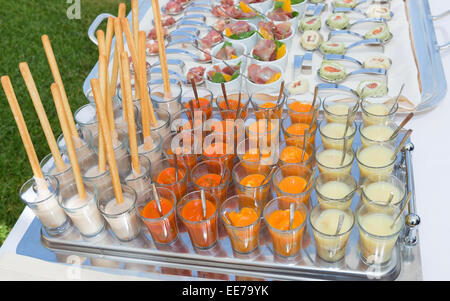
[268,8,294,21]
[161,15,176,27]
[248,64,278,84]
[199,30,223,48]
[258,21,292,40]
[212,5,229,18]
[227,21,251,36]
[253,39,277,61]
[224,6,257,19]
[166,1,183,14]
[215,44,237,60]
[187,66,205,84]
[147,27,168,40]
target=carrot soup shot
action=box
[191,160,230,205]
[272,164,314,207]
[220,195,262,254]
[281,118,317,146]
[245,113,281,147]
[136,186,178,245]
[162,131,198,175]
[171,108,206,134]
[177,191,219,249]
[232,160,273,207]
[202,134,236,172]
[263,197,308,258]
[236,138,279,171]
[151,158,188,201]
[206,111,245,146]
[279,140,315,168]
[285,95,321,125]
[216,91,250,120]
[250,91,286,119]
[181,87,214,120]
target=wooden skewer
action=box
[1,76,45,180]
[41,35,81,147]
[121,51,141,176]
[150,0,171,95]
[91,78,124,205]
[120,17,141,100]
[113,18,128,125]
[19,62,66,172]
[138,31,154,151]
[50,83,86,200]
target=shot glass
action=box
[236,137,279,169]
[74,103,99,138]
[162,131,199,176]
[250,90,286,119]
[278,140,315,168]
[356,142,396,180]
[119,154,152,201]
[19,176,70,236]
[216,91,250,120]
[57,128,95,167]
[314,173,357,210]
[361,175,406,214]
[40,152,75,189]
[272,164,314,207]
[285,94,321,124]
[323,95,359,124]
[171,108,206,134]
[151,158,189,201]
[97,185,141,242]
[58,182,104,237]
[281,118,317,147]
[136,186,178,245]
[263,196,308,258]
[359,121,398,148]
[191,160,230,205]
[361,96,398,126]
[202,133,236,172]
[309,205,355,262]
[315,145,354,177]
[81,162,113,195]
[220,195,262,254]
[149,79,183,115]
[91,128,130,171]
[136,131,163,165]
[181,87,214,120]
[319,121,357,150]
[245,113,281,147]
[150,107,171,139]
[232,160,272,207]
[177,190,219,249]
[205,111,244,146]
[356,204,404,265]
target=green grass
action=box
[0,0,129,245]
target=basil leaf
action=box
[229,30,255,40]
[274,1,284,10]
[274,40,284,50]
[292,11,299,17]
[231,71,240,81]
[291,0,305,4]
[221,41,233,49]
[210,72,226,83]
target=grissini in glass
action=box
[40,152,75,189]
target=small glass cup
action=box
[136,186,179,245]
[181,87,214,120]
[151,158,189,201]
[232,160,272,207]
[236,137,279,169]
[136,131,163,165]
[272,163,314,207]
[177,190,219,249]
[216,91,250,120]
[361,96,397,126]
[57,128,95,167]
[74,103,99,138]
[285,94,321,124]
[114,103,140,135]
[315,145,354,177]
[220,195,262,254]
[359,121,398,147]
[309,205,355,263]
[278,140,315,168]
[90,128,130,171]
[149,107,171,139]
[281,117,317,147]
[97,185,141,242]
[356,142,396,180]
[19,176,70,236]
[361,175,406,214]
[319,121,357,150]
[58,182,104,237]
[171,108,206,134]
[250,91,286,119]
[81,162,113,195]
[202,133,236,172]
[149,79,183,115]
[40,152,75,189]
[263,196,308,258]
[314,173,357,210]
[191,160,230,205]
[119,154,152,201]
[356,204,404,265]
[205,111,244,147]
[245,113,281,147]
[323,95,359,124]
[162,131,199,177]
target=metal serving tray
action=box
[39,123,423,281]
[83,0,448,114]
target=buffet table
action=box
[0,0,449,281]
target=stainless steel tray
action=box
[40,124,423,281]
[82,0,448,114]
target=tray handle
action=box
[431,9,450,50]
[88,13,115,45]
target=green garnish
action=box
[229,30,256,40]
[274,1,284,10]
[221,41,233,49]
[291,0,305,5]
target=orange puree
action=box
[181,199,216,222]
[286,123,310,136]
[218,99,239,110]
[278,176,308,194]
[157,167,185,184]
[268,209,306,231]
[196,174,222,188]
[259,102,277,109]
[203,142,230,157]
[240,174,266,187]
[228,208,258,227]
[141,198,173,219]
[243,148,272,162]
[185,97,212,119]
[281,146,310,163]
[288,101,312,113]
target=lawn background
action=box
[0,0,129,244]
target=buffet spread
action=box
[5,0,447,281]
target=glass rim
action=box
[149,80,183,103]
[40,152,72,177]
[232,160,272,190]
[190,160,229,190]
[361,97,398,118]
[58,182,98,212]
[279,141,315,165]
[176,190,219,225]
[322,96,359,118]
[355,143,397,170]
[314,173,357,203]
[19,175,60,206]
[151,107,171,130]
[263,197,309,234]
[309,205,355,238]
[219,195,263,230]
[249,91,286,110]
[281,119,318,138]
[136,131,163,154]
[356,205,405,239]
[97,185,137,218]
[361,175,406,207]
[319,121,357,142]
[272,163,314,198]
[358,122,398,143]
[136,186,177,222]
[315,146,355,170]
[285,96,322,115]
[74,103,97,126]
[151,158,189,186]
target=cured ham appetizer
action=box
[258,21,292,40]
[224,21,256,40]
[268,1,299,22]
[224,3,258,20]
[212,19,231,32]
[248,64,281,84]
[165,1,183,14]
[207,64,241,83]
[147,27,169,40]
[215,42,238,60]
[160,15,176,27]
[252,39,286,62]
[199,30,223,48]
[187,66,206,84]
[146,40,160,55]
